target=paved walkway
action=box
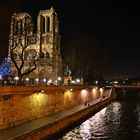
[0,97,106,140]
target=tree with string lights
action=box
[0,57,12,78]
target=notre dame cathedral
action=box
[8,7,62,85]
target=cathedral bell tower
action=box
[36,7,62,83]
[9,12,33,59]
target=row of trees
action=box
[62,32,109,84]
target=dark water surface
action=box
[59,92,140,140]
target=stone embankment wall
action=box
[18,88,115,140]
[38,98,113,140]
[0,85,108,130]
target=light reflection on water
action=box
[59,94,140,140]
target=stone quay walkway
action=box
[0,97,108,140]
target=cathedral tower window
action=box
[40,16,50,33]
[14,20,23,35]
[41,16,45,33]
[46,17,50,32]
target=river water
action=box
[59,92,140,140]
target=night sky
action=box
[0,0,140,79]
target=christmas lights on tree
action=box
[0,58,12,79]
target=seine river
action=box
[58,92,140,140]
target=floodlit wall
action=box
[0,86,108,130]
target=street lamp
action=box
[95,80,98,85]
[25,77,29,85]
[71,80,76,84]
[35,78,39,85]
[57,77,62,85]
[47,79,52,85]
[14,76,19,85]
[58,77,62,81]
[55,80,58,85]
[76,78,80,84]
[43,78,47,85]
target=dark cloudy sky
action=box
[0,0,140,78]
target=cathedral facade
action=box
[8,7,62,85]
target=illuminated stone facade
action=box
[8,7,62,84]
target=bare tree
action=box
[9,24,37,85]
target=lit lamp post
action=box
[76,78,80,84]
[14,76,19,85]
[55,80,58,85]
[47,79,52,85]
[71,80,76,85]
[57,77,62,85]
[35,78,39,85]
[43,78,47,85]
[95,80,98,85]
[25,77,29,85]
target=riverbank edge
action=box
[44,97,114,140]
[0,87,116,140]
[18,93,116,139]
